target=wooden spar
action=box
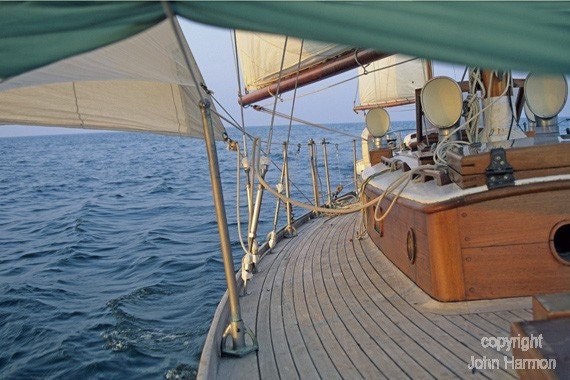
[481,70,508,97]
[456,77,524,93]
[353,98,417,111]
[238,49,392,106]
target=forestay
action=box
[0,18,225,139]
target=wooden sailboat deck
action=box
[207,212,533,379]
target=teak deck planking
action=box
[211,213,533,379]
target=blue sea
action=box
[0,121,415,379]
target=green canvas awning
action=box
[1,1,569,82]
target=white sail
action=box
[0,19,225,139]
[236,30,349,91]
[356,56,431,109]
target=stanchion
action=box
[199,99,257,357]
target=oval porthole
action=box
[550,222,570,265]
[407,228,416,264]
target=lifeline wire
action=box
[252,138,382,215]
[286,39,305,145]
[232,30,249,157]
[253,106,363,140]
[235,145,249,255]
[266,36,289,154]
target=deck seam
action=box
[346,216,455,377]
[255,228,300,379]
[315,215,379,378]
[330,214,415,378]
[295,215,345,378]
[288,217,337,378]
[281,218,325,378]
[352,223,466,377]
[213,212,536,379]
[303,216,363,378]
[352,220,518,378]
[352,219,511,378]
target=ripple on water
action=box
[0,124,379,378]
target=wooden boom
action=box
[238,49,391,106]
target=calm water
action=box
[0,121,414,379]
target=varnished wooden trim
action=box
[426,209,465,301]
[365,179,570,215]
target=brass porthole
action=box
[407,228,416,264]
[550,221,570,265]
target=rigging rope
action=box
[265,37,306,238]
[372,164,435,223]
[464,68,484,143]
[259,56,420,105]
[252,138,407,215]
[286,39,304,145]
[433,71,513,166]
[235,146,249,255]
[231,30,249,157]
[253,106,363,140]
[266,36,289,154]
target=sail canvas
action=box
[356,56,432,110]
[0,18,225,139]
[236,30,349,91]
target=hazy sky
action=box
[1,17,568,138]
[179,18,465,128]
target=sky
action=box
[0,18,568,138]
[178,18,467,128]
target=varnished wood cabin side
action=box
[365,181,570,301]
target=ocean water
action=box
[0,121,414,379]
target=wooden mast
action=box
[481,70,508,98]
